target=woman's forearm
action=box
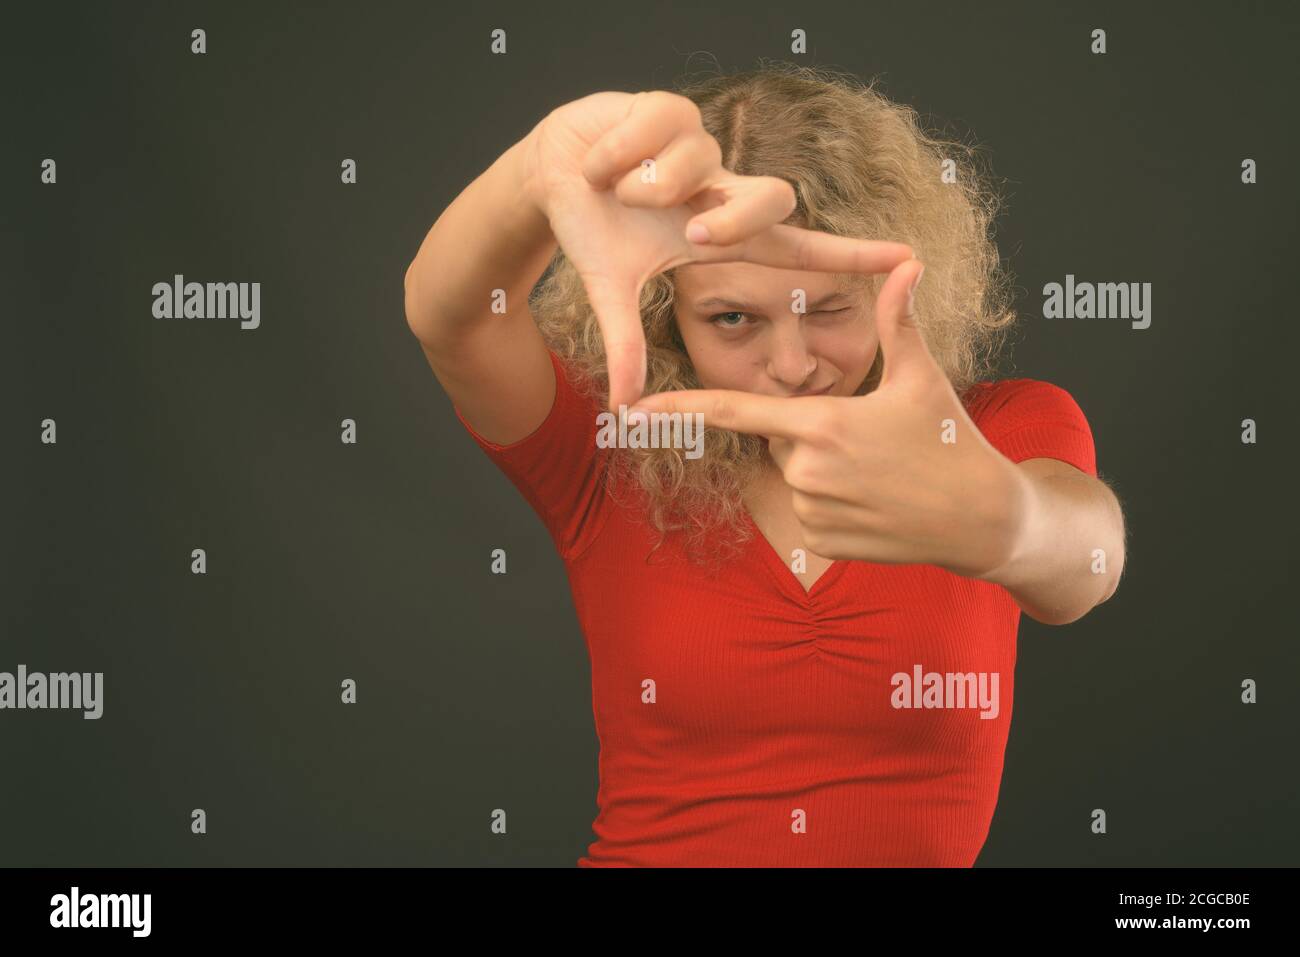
[404,120,558,347]
[978,463,1126,625]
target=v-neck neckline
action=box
[741,506,851,603]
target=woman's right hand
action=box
[520,90,915,412]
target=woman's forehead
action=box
[672,261,859,302]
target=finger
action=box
[874,258,933,389]
[766,434,795,471]
[680,174,798,247]
[629,388,807,441]
[583,274,647,412]
[610,132,722,208]
[695,222,914,277]
[582,92,700,190]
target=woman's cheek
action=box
[825,330,878,379]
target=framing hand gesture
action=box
[630,258,1033,580]
[524,89,915,411]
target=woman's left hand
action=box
[629,258,1032,580]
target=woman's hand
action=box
[628,259,1034,580]
[521,90,915,412]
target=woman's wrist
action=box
[511,116,550,220]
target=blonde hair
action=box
[532,60,1020,568]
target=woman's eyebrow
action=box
[693,289,853,312]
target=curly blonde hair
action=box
[532,59,1020,568]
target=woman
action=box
[404,61,1127,866]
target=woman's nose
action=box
[766,334,818,388]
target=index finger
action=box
[630,388,808,441]
[695,223,914,276]
[582,91,701,189]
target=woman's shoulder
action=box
[960,376,1084,427]
[960,376,1097,476]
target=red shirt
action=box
[454,349,1097,866]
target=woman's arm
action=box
[407,91,917,433]
[404,120,560,445]
[976,458,1127,625]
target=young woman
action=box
[404,62,1127,867]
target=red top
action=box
[454,349,1097,867]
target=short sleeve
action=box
[452,349,613,559]
[964,378,1097,477]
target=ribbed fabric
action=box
[454,350,1097,867]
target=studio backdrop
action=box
[4,0,1297,867]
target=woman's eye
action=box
[708,307,847,329]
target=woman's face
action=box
[671,261,879,398]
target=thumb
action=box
[875,259,930,389]
[583,273,647,412]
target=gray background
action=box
[3,0,1297,866]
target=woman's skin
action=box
[404,90,907,440]
[653,255,1127,621]
[526,90,915,412]
[671,261,882,590]
[404,89,1126,622]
